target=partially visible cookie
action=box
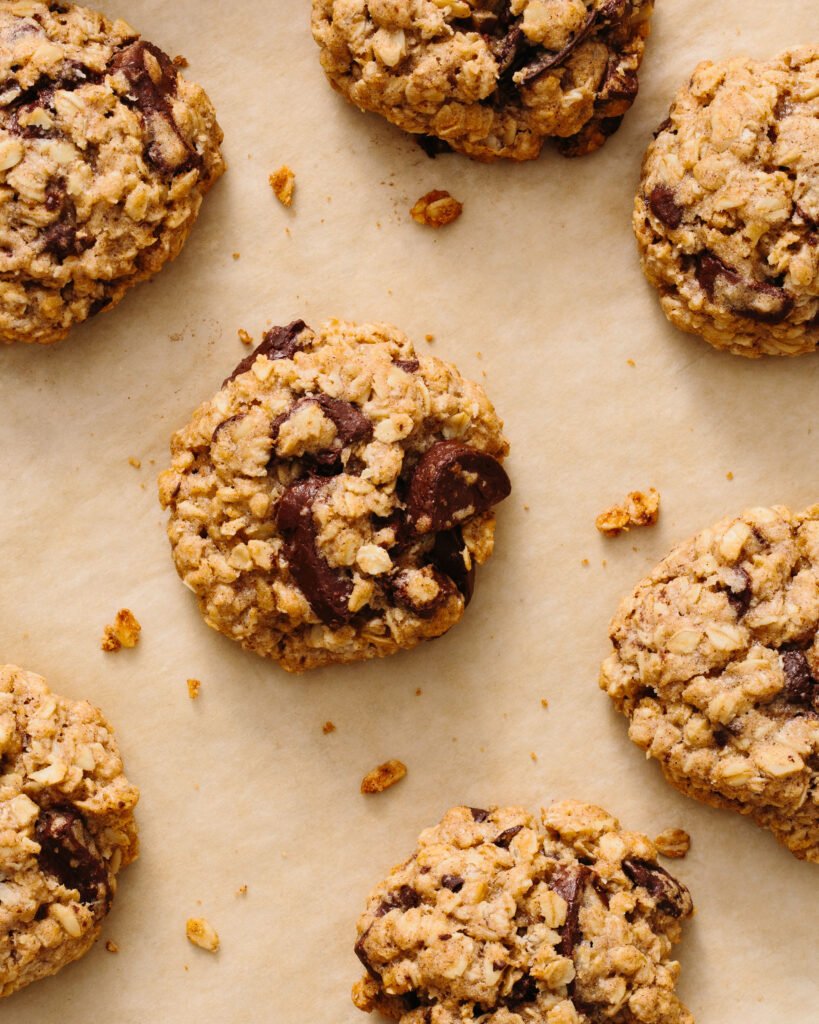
[353,801,694,1024]
[0,1,225,345]
[601,505,819,862]
[311,0,655,161]
[634,47,819,357]
[158,319,511,672]
[0,665,139,998]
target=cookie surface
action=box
[0,0,225,345]
[0,665,139,998]
[353,801,693,1024]
[311,0,654,161]
[634,47,819,357]
[159,319,510,673]
[601,505,819,862]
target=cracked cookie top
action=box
[0,665,139,998]
[158,319,511,673]
[352,801,693,1024]
[0,0,225,345]
[311,0,654,161]
[634,47,819,357]
[601,505,819,862]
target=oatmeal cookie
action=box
[311,0,654,161]
[0,665,139,998]
[634,47,819,357]
[0,1,225,345]
[158,319,511,673]
[601,505,819,862]
[353,801,693,1024]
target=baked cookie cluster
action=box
[0,0,224,344]
[159,319,511,672]
[353,801,693,1024]
[311,0,655,160]
[601,505,819,862]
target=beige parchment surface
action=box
[1,1,818,1021]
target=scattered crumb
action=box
[726,471,734,481]
[101,609,141,652]
[530,752,538,762]
[410,190,463,228]
[172,54,189,68]
[187,678,201,700]
[232,252,241,260]
[105,940,119,954]
[654,828,691,859]
[238,328,253,346]
[627,358,636,367]
[269,165,295,207]
[541,698,549,709]
[415,688,422,696]
[128,457,141,469]
[596,488,660,537]
[169,331,183,342]
[236,885,248,897]
[425,334,435,343]
[186,917,220,953]
[361,759,407,795]
[581,558,590,567]
[322,721,336,735]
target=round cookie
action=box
[353,801,694,1024]
[158,319,511,673]
[634,47,819,357]
[0,665,139,998]
[601,505,819,862]
[0,1,225,345]
[311,0,655,161]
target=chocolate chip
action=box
[441,874,464,892]
[469,807,489,822]
[34,806,109,907]
[276,477,353,628]
[223,320,308,386]
[429,528,475,605]
[376,885,421,916]
[515,8,597,87]
[695,252,794,324]
[725,567,752,617]
[781,650,818,708]
[407,441,511,535]
[416,134,453,158]
[40,181,92,261]
[354,927,379,978]
[270,395,373,467]
[492,25,524,77]
[550,865,590,957]
[493,825,523,849]
[653,116,673,138]
[602,63,639,103]
[648,184,684,228]
[390,567,456,619]
[393,358,420,373]
[509,973,538,1004]
[622,858,691,918]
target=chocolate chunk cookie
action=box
[353,801,694,1024]
[158,319,511,673]
[635,47,819,357]
[0,1,224,345]
[601,505,819,862]
[311,0,655,161]
[0,665,139,997]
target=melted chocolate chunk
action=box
[393,358,420,373]
[509,973,538,1004]
[781,650,819,708]
[653,116,673,138]
[441,874,464,893]
[430,528,475,605]
[376,885,421,916]
[224,320,308,385]
[515,8,598,87]
[35,806,109,907]
[492,25,525,77]
[550,865,590,957]
[40,181,92,260]
[648,184,684,228]
[277,477,353,628]
[407,441,511,535]
[416,134,453,158]
[270,395,373,469]
[695,252,795,324]
[725,566,752,617]
[390,567,456,619]
[622,859,690,918]
[493,825,523,849]
[354,926,379,978]
[469,807,489,822]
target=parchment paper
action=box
[1,1,818,1020]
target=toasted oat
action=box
[101,609,142,652]
[322,721,336,735]
[596,488,660,537]
[654,828,691,859]
[128,457,141,469]
[269,165,295,207]
[105,940,119,954]
[186,917,220,952]
[187,678,201,700]
[361,759,407,795]
[410,190,463,228]
[238,328,253,346]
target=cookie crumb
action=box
[596,488,660,537]
[101,609,141,652]
[238,328,253,346]
[529,751,538,762]
[236,884,248,896]
[415,688,422,696]
[410,190,463,228]
[726,471,734,481]
[232,252,241,260]
[186,917,219,953]
[424,334,435,343]
[361,759,407,794]
[541,698,549,709]
[322,721,336,735]
[581,558,590,567]
[128,457,141,469]
[269,165,295,207]
[654,828,691,859]
[172,54,189,68]
[105,940,119,954]
[187,678,201,700]
[627,358,636,367]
